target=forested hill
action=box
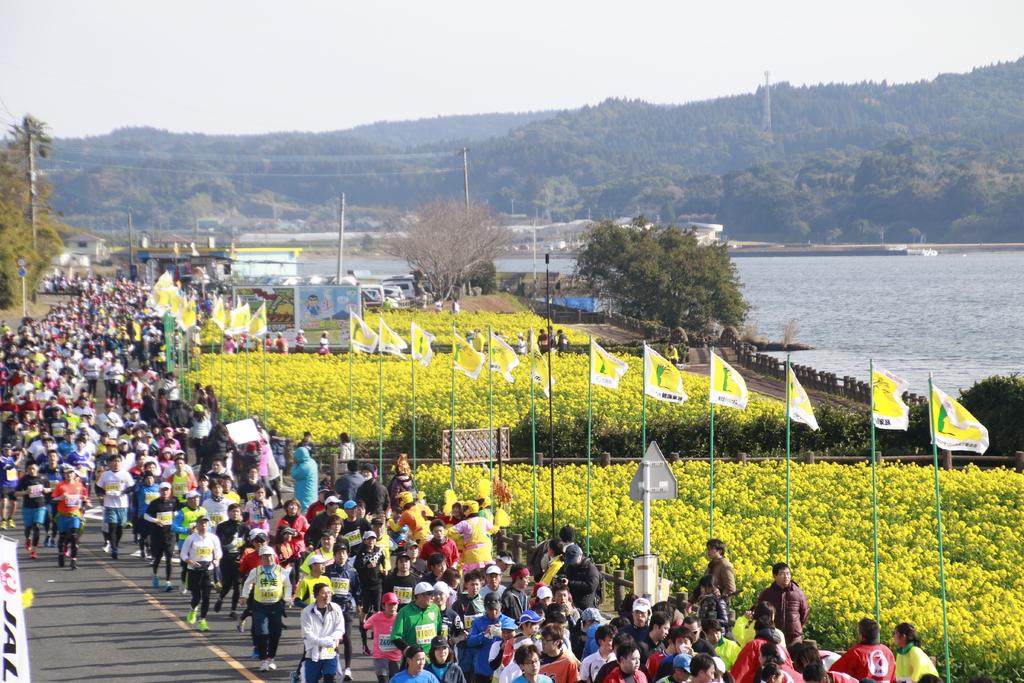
[42,57,1024,243]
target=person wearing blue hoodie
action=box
[291,445,318,513]
[467,592,505,683]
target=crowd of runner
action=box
[8,275,994,683]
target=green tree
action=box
[576,219,747,337]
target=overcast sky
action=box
[2,0,1022,139]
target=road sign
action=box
[629,441,678,501]
[16,258,26,268]
[16,267,27,278]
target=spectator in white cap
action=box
[621,597,653,653]
[532,585,554,612]
[391,581,443,655]
[481,564,506,600]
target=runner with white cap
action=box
[143,480,178,590]
[241,544,293,672]
[391,581,444,656]
[180,515,223,631]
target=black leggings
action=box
[187,566,212,618]
[251,601,284,660]
[217,556,241,610]
[24,514,42,547]
[151,534,174,581]
[58,526,80,558]
[106,520,124,550]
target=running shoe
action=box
[267,660,276,671]
[181,584,189,595]
[29,548,38,560]
[151,576,161,588]
[69,558,77,570]
[228,611,237,620]
[213,599,222,613]
[111,548,118,560]
[102,542,111,553]
[259,660,270,672]
[164,582,174,592]
[197,619,209,632]
[24,540,31,552]
[344,667,353,681]
[186,609,197,624]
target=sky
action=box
[2,0,1022,139]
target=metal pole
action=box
[585,337,593,555]
[709,346,716,539]
[545,254,555,538]
[449,324,457,488]
[461,148,470,208]
[532,218,537,298]
[26,120,37,251]
[21,275,27,319]
[927,375,953,683]
[487,325,494,472]
[336,193,346,282]
[869,359,881,623]
[530,339,538,544]
[785,354,792,566]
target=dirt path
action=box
[566,323,642,343]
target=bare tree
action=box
[386,200,511,301]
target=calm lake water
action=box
[303,252,1023,393]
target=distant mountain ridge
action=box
[41,57,1024,243]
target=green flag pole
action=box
[487,325,494,472]
[785,353,792,566]
[411,347,418,481]
[585,337,593,555]
[244,334,251,417]
[262,338,268,425]
[347,347,353,440]
[927,374,953,683]
[530,339,539,544]
[377,335,384,475]
[869,358,881,623]
[709,346,716,539]
[641,343,648,455]
[449,324,457,489]
[220,329,226,418]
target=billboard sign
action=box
[233,286,296,334]
[296,285,361,346]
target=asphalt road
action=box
[23,519,375,683]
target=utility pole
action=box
[128,210,136,279]
[336,193,346,282]
[762,71,772,134]
[25,119,37,250]
[460,147,470,207]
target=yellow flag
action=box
[153,271,175,292]
[709,351,748,409]
[489,331,520,383]
[590,340,629,389]
[173,242,180,258]
[871,366,909,431]
[226,302,251,335]
[530,352,554,398]
[452,331,485,380]
[528,328,541,355]
[211,296,227,331]
[177,297,198,331]
[411,322,435,366]
[349,309,378,353]
[249,303,268,337]
[153,287,175,313]
[643,345,687,404]
[930,382,988,454]
[378,318,408,357]
[168,290,183,319]
[787,366,818,430]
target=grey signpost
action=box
[630,441,678,598]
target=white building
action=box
[684,222,724,245]
[64,234,109,263]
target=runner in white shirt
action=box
[180,516,223,631]
[96,454,135,560]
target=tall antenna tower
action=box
[761,70,772,133]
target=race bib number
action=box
[414,623,436,645]
[6,470,17,482]
[28,485,43,498]
[104,482,122,494]
[342,530,361,546]
[378,634,396,652]
[463,614,480,630]
[210,512,226,525]
[331,577,351,595]
[157,511,173,525]
[249,507,265,521]
[196,546,213,561]
[255,577,282,602]
[321,646,336,658]
[64,494,81,509]
[144,492,160,504]
[395,586,413,604]
[172,482,188,496]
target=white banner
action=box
[226,419,261,445]
[0,537,30,681]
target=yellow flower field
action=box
[192,350,782,444]
[380,310,590,345]
[415,461,1024,680]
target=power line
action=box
[39,157,462,178]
